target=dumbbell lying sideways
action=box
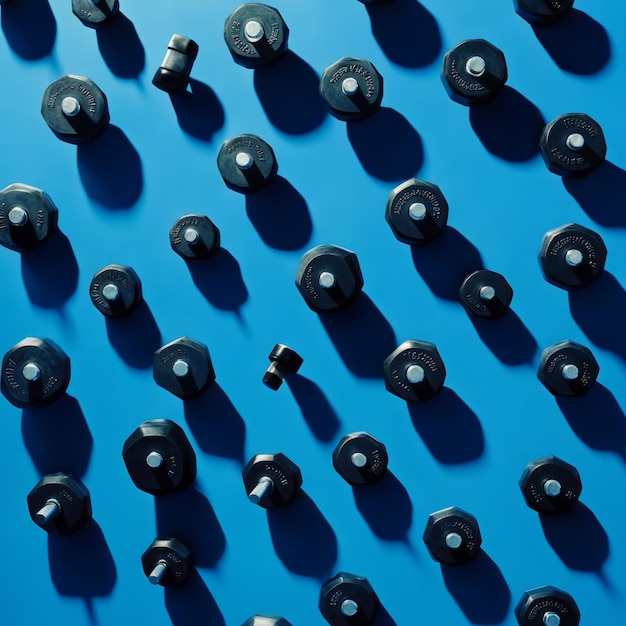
[514,0,574,25]
[515,586,580,626]
[169,214,221,261]
[333,432,388,485]
[72,0,119,29]
[319,572,380,625]
[537,340,599,397]
[89,264,143,318]
[217,134,278,193]
[459,269,513,318]
[142,537,193,586]
[242,453,302,508]
[423,506,482,565]
[153,35,199,95]
[262,344,303,390]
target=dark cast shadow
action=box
[165,570,225,626]
[373,605,398,626]
[170,79,225,142]
[1,0,56,60]
[96,13,145,79]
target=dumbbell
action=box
[515,586,580,626]
[72,0,119,28]
[242,617,293,626]
[122,420,197,495]
[153,337,216,399]
[295,244,364,313]
[152,35,199,95]
[224,3,289,69]
[332,432,388,486]
[519,456,582,514]
[169,214,220,261]
[242,453,302,508]
[142,537,193,586]
[41,75,110,144]
[263,344,303,390]
[89,264,143,318]
[423,506,482,566]
[514,0,574,25]
[320,57,383,121]
[539,223,607,290]
[319,572,380,626]
[458,269,513,318]
[217,134,278,193]
[27,473,92,534]
[383,340,446,403]
[540,113,606,177]
[442,39,508,106]
[0,183,58,252]
[1,337,70,408]
[385,178,448,246]
[537,340,599,397]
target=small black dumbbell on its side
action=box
[89,264,143,318]
[333,432,388,486]
[519,456,582,514]
[514,0,574,25]
[27,473,92,534]
[224,3,289,69]
[383,340,446,403]
[423,506,482,566]
[0,183,58,252]
[537,340,599,397]
[122,420,197,495]
[515,586,580,626]
[1,337,70,408]
[539,113,606,177]
[442,39,508,106]
[242,453,302,508]
[385,178,448,246]
[242,616,293,626]
[263,344,303,390]
[319,572,380,626]
[142,537,193,586]
[539,224,607,290]
[217,134,278,194]
[153,337,216,399]
[320,57,383,121]
[72,0,119,28]
[459,269,513,318]
[295,244,364,313]
[169,214,220,261]
[152,35,199,95]
[41,75,110,144]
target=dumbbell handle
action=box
[249,476,274,503]
[149,561,168,585]
[35,499,61,525]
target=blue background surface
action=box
[0,0,625,624]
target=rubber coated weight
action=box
[320,57,383,121]
[217,134,278,193]
[519,455,582,514]
[423,506,482,565]
[332,432,388,486]
[152,35,199,95]
[89,264,142,318]
[41,75,110,144]
[539,223,607,290]
[442,39,508,106]
[514,0,574,25]
[242,617,293,626]
[242,453,302,508]
[262,344,303,390]
[122,420,197,495]
[0,183,58,252]
[224,3,289,69]
[141,537,193,586]
[72,0,119,28]
[540,113,606,177]
[537,340,599,397]
[319,572,379,626]
[1,337,70,408]
[515,586,580,626]
[458,269,513,318]
[169,214,220,261]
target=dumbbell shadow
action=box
[165,570,225,626]
[96,13,145,79]
[0,0,56,61]
[169,79,225,142]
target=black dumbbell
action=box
[515,586,580,626]
[242,617,293,626]
[537,340,599,397]
[224,3,289,69]
[333,432,388,486]
[0,183,58,252]
[72,0,119,28]
[442,39,508,106]
[89,264,142,318]
[423,506,482,566]
[385,178,448,246]
[263,344,303,390]
[295,244,364,313]
[217,134,278,194]
[383,340,446,403]
[1,337,70,408]
[152,34,199,95]
[519,456,582,514]
[27,473,92,534]
[122,420,197,495]
[458,269,513,318]
[539,113,606,177]
[142,537,193,586]
[320,57,383,122]
[41,75,110,144]
[153,336,216,399]
[539,223,607,290]
[319,572,380,626]
[169,214,220,261]
[242,453,302,508]
[514,0,574,25]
